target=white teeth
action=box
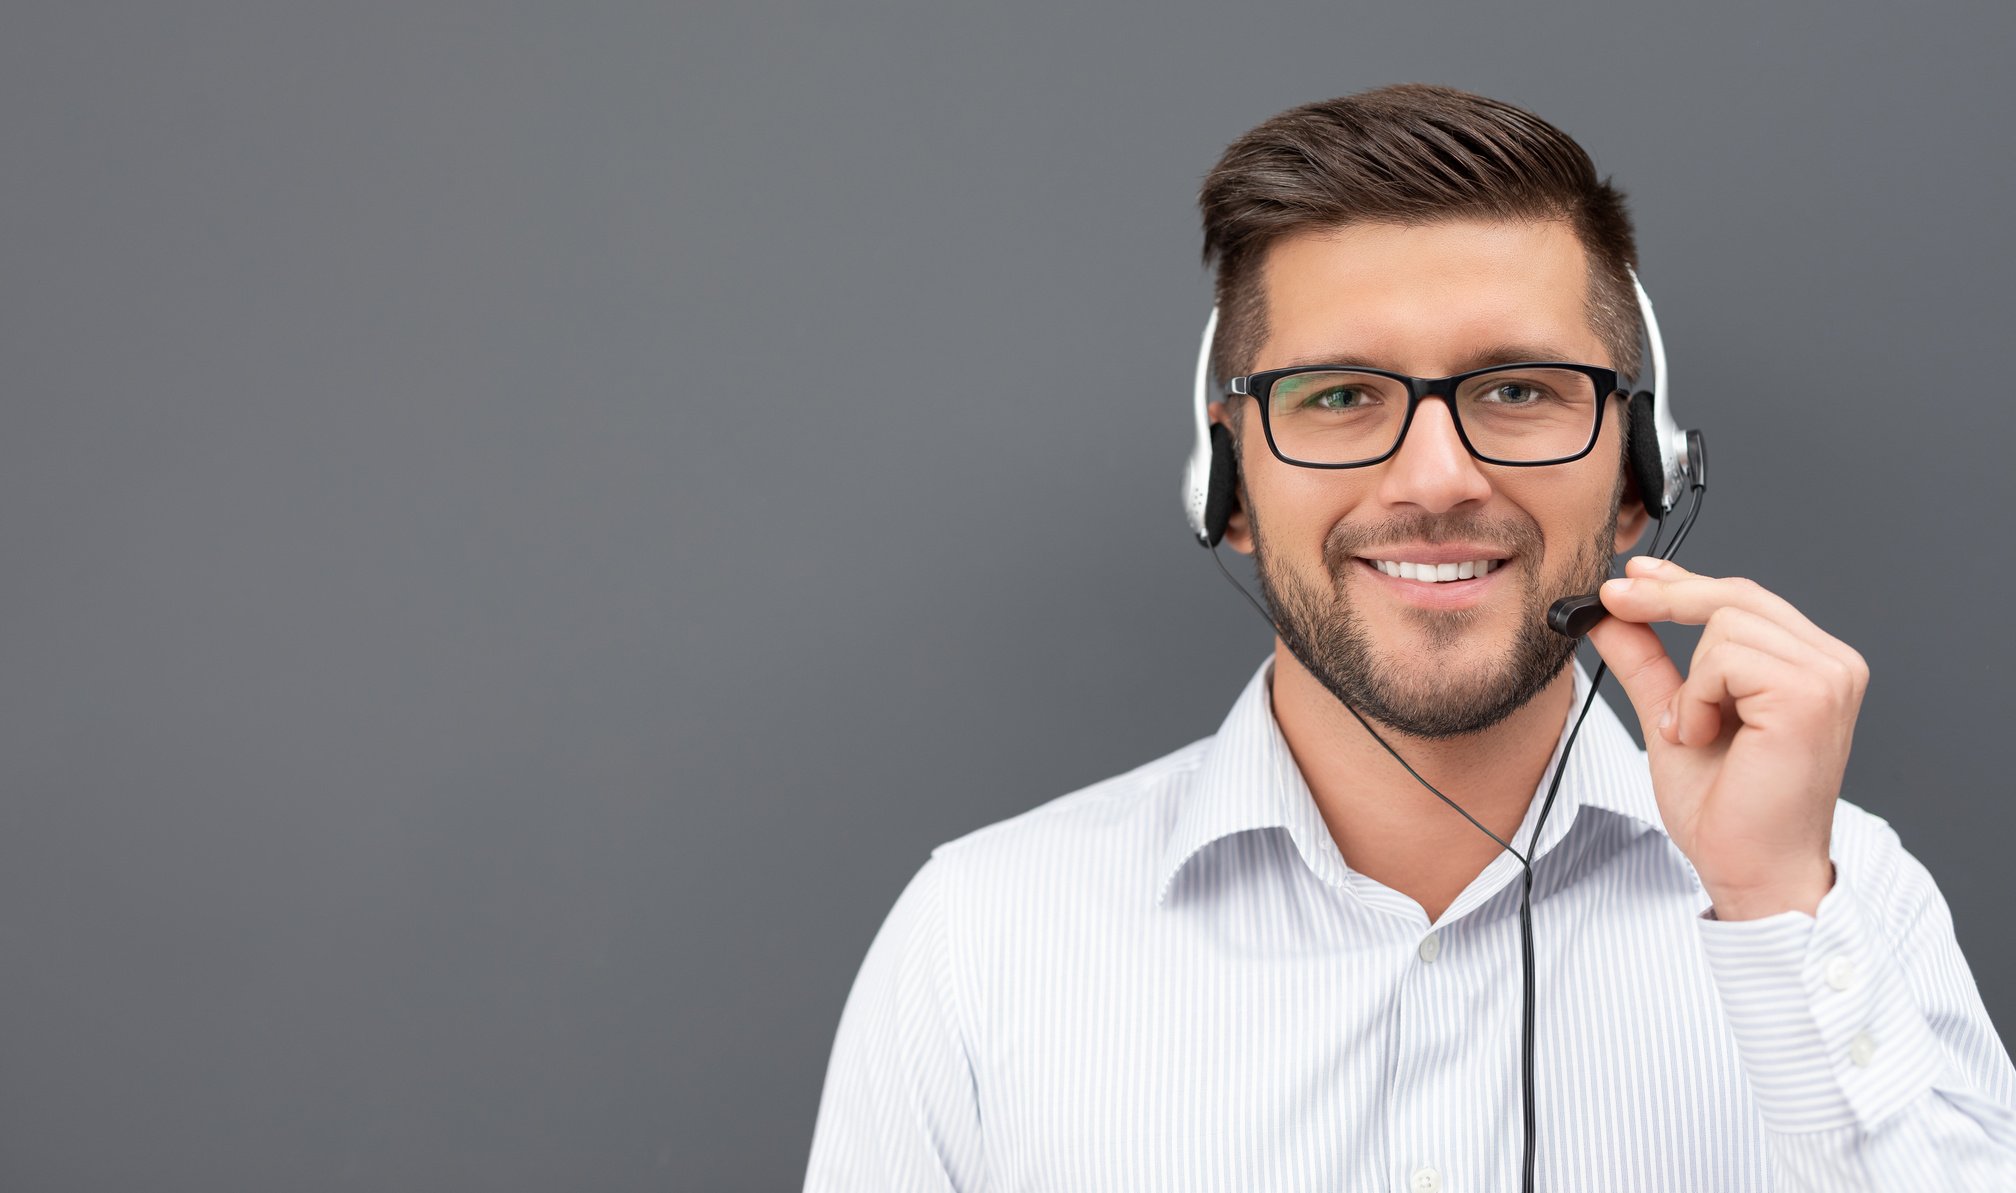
[1371,558,1500,583]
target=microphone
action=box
[1546,593,1609,638]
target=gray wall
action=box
[2,3,2010,1190]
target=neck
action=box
[1268,638,1576,923]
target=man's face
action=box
[1215,219,1647,738]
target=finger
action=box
[1622,553,1671,579]
[1663,602,1849,745]
[1601,569,1836,654]
[1582,613,1684,742]
[1626,554,1705,580]
[1671,638,1809,747]
[1694,605,1828,671]
[1620,557,1871,685]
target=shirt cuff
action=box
[1696,866,1947,1133]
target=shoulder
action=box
[922,734,1212,913]
[929,735,1212,865]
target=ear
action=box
[1614,445,1653,554]
[1613,483,1652,554]
[1206,400,1254,555]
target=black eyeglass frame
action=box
[1226,361,1626,469]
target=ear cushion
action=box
[1626,390,1666,517]
[1203,422,1238,547]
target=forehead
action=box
[1254,219,1603,373]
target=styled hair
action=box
[1198,84,1643,390]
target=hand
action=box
[1582,556,1868,920]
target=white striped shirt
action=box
[804,655,2016,1191]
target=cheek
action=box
[1251,468,1369,555]
[1524,474,1624,560]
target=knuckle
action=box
[1818,648,1869,700]
[1708,605,1754,635]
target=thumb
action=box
[1582,612,1683,742]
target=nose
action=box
[1373,396,1493,513]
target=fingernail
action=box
[1657,706,1673,731]
[1606,578,1635,593]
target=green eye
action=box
[1308,386,1371,410]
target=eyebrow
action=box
[1284,343,1589,374]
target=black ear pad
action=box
[1202,422,1239,547]
[1625,390,1666,517]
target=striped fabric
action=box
[804,655,2016,1191]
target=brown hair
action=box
[1199,84,1642,392]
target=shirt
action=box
[803,655,2016,1191]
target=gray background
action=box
[2,2,2011,1190]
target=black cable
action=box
[1653,481,1705,563]
[1513,660,1609,1192]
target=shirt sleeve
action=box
[803,853,989,1193]
[1696,833,2016,1192]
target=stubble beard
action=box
[1248,488,1622,740]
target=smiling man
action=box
[1236,216,1652,927]
[804,86,2016,1192]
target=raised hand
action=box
[1582,555,1868,919]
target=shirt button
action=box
[1849,1032,1877,1067]
[1825,956,1856,991]
[1418,933,1442,963]
[1410,1166,1442,1193]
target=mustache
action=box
[1323,511,1544,570]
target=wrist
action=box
[1704,859,1835,921]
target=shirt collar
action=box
[1154,652,1666,909]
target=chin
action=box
[1287,609,1578,740]
[1375,639,1521,700]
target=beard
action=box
[1249,484,1623,740]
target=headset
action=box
[1177,269,1706,1193]
[1182,269,1706,636]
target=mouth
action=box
[1362,557,1504,583]
[1351,552,1514,609]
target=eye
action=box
[1482,382,1546,405]
[1305,385,1376,410]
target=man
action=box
[803,85,2016,1191]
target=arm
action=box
[803,854,988,1193]
[1699,837,2016,1190]
[1587,556,2016,1187]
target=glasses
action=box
[1227,362,1624,468]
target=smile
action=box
[1365,558,1502,583]
[1351,550,1514,610]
